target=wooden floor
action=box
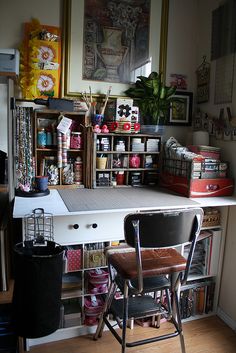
[29,316,236,353]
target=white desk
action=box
[12,188,236,347]
[13,188,236,218]
[13,188,236,246]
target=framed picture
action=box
[61,0,169,97]
[169,91,193,126]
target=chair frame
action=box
[94,208,203,353]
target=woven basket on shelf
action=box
[202,208,220,227]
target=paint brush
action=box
[100,86,112,115]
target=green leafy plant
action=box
[125,72,176,125]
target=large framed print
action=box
[62,0,169,97]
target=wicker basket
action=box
[202,208,220,227]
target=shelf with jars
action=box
[91,132,162,188]
[34,109,88,188]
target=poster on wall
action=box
[83,0,151,84]
[196,56,210,104]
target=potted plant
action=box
[124,71,176,126]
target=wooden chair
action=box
[94,208,203,353]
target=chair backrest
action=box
[123,208,203,291]
[124,208,203,249]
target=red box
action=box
[66,249,82,272]
[160,172,234,198]
[188,145,221,160]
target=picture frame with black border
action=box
[169,91,193,126]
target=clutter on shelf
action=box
[160,136,234,197]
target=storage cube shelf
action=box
[57,207,222,333]
[60,241,113,329]
[93,133,162,188]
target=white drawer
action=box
[53,212,127,245]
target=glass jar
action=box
[74,158,83,185]
[37,128,46,148]
[129,154,141,168]
[70,132,82,149]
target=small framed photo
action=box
[169,91,193,126]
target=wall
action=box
[162,0,198,144]
[0,0,61,48]
[196,0,236,328]
[0,0,62,153]
[0,0,197,149]
[0,79,8,152]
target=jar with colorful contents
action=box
[62,161,74,185]
[129,154,141,168]
[116,171,125,185]
[74,157,83,185]
[70,132,82,149]
[37,128,47,148]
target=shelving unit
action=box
[54,208,222,335]
[34,109,88,188]
[56,241,118,330]
[92,132,162,188]
[180,226,221,321]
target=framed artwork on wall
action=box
[83,0,150,85]
[61,0,169,97]
[169,91,193,126]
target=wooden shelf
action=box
[92,132,162,188]
[34,110,88,188]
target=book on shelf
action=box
[184,229,221,278]
[180,281,215,319]
[62,272,83,297]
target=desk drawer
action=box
[53,212,127,245]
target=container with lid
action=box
[70,132,82,149]
[37,128,46,148]
[74,157,83,185]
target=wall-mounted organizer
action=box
[34,109,89,188]
[91,133,162,188]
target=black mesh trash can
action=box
[12,240,64,338]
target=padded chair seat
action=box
[109,248,187,280]
[110,295,164,320]
[115,274,170,294]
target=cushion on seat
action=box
[109,248,187,280]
